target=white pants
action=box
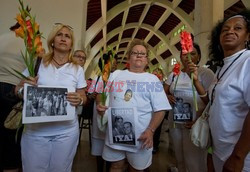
[21,130,79,172]
[213,153,250,172]
[170,126,207,172]
[102,144,152,170]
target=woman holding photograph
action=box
[97,39,171,172]
[15,23,87,172]
[165,43,214,172]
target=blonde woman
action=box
[15,23,87,172]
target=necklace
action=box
[210,50,245,105]
[52,58,69,67]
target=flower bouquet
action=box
[180,31,198,111]
[11,0,43,79]
[99,48,115,126]
[5,0,43,136]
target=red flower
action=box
[173,62,181,76]
[180,31,193,54]
[125,62,130,69]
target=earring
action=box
[51,43,54,47]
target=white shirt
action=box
[105,70,171,152]
[25,61,86,136]
[208,49,250,161]
[166,67,214,125]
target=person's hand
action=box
[167,94,176,104]
[66,92,82,106]
[186,61,199,81]
[96,103,108,116]
[87,92,97,100]
[138,129,154,149]
[223,153,244,172]
[21,76,38,87]
[184,121,195,129]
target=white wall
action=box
[0,0,85,51]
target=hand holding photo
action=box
[22,84,75,124]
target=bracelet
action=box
[199,92,207,98]
[147,127,155,133]
[79,97,84,106]
[17,87,24,98]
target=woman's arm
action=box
[66,88,87,106]
[187,62,209,104]
[164,84,176,104]
[223,110,250,172]
[138,110,166,149]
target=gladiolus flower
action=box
[14,26,25,38]
[173,63,181,76]
[180,31,193,54]
[180,31,198,111]
[10,0,43,77]
[16,14,25,26]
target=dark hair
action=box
[209,9,250,66]
[193,42,201,56]
[123,121,132,127]
[114,116,123,122]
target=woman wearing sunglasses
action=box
[15,23,87,172]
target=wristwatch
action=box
[18,87,24,98]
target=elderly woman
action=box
[73,49,86,67]
[97,39,171,172]
[15,23,87,172]
[208,10,250,172]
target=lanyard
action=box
[210,51,245,105]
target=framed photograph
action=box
[108,107,138,147]
[22,84,75,124]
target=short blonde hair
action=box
[126,39,149,59]
[43,24,76,66]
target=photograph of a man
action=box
[123,121,135,145]
[182,102,192,121]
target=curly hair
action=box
[209,9,250,66]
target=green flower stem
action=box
[188,53,198,111]
[101,86,107,126]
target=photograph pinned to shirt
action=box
[22,83,75,124]
[173,97,193,122]
[108,107,138,146]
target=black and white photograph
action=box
[108,107,137,146]
[173,97,193,122]
[22,84,75,124]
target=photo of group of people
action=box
[25,86,68,117]
[173,97,193,122]
[109,108,136,146]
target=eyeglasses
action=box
[130,51,147,58]
[54,23,73,30]
[73,55,86,59]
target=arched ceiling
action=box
[83,0,247,78]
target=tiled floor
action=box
[72,119,176,171]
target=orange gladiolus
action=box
[34,36,43,54]
[14,26,25,38]
[102,62,111,83]
[16,14,25,26]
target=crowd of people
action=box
[0,9,249,172]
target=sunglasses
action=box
[54,23,73,30]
